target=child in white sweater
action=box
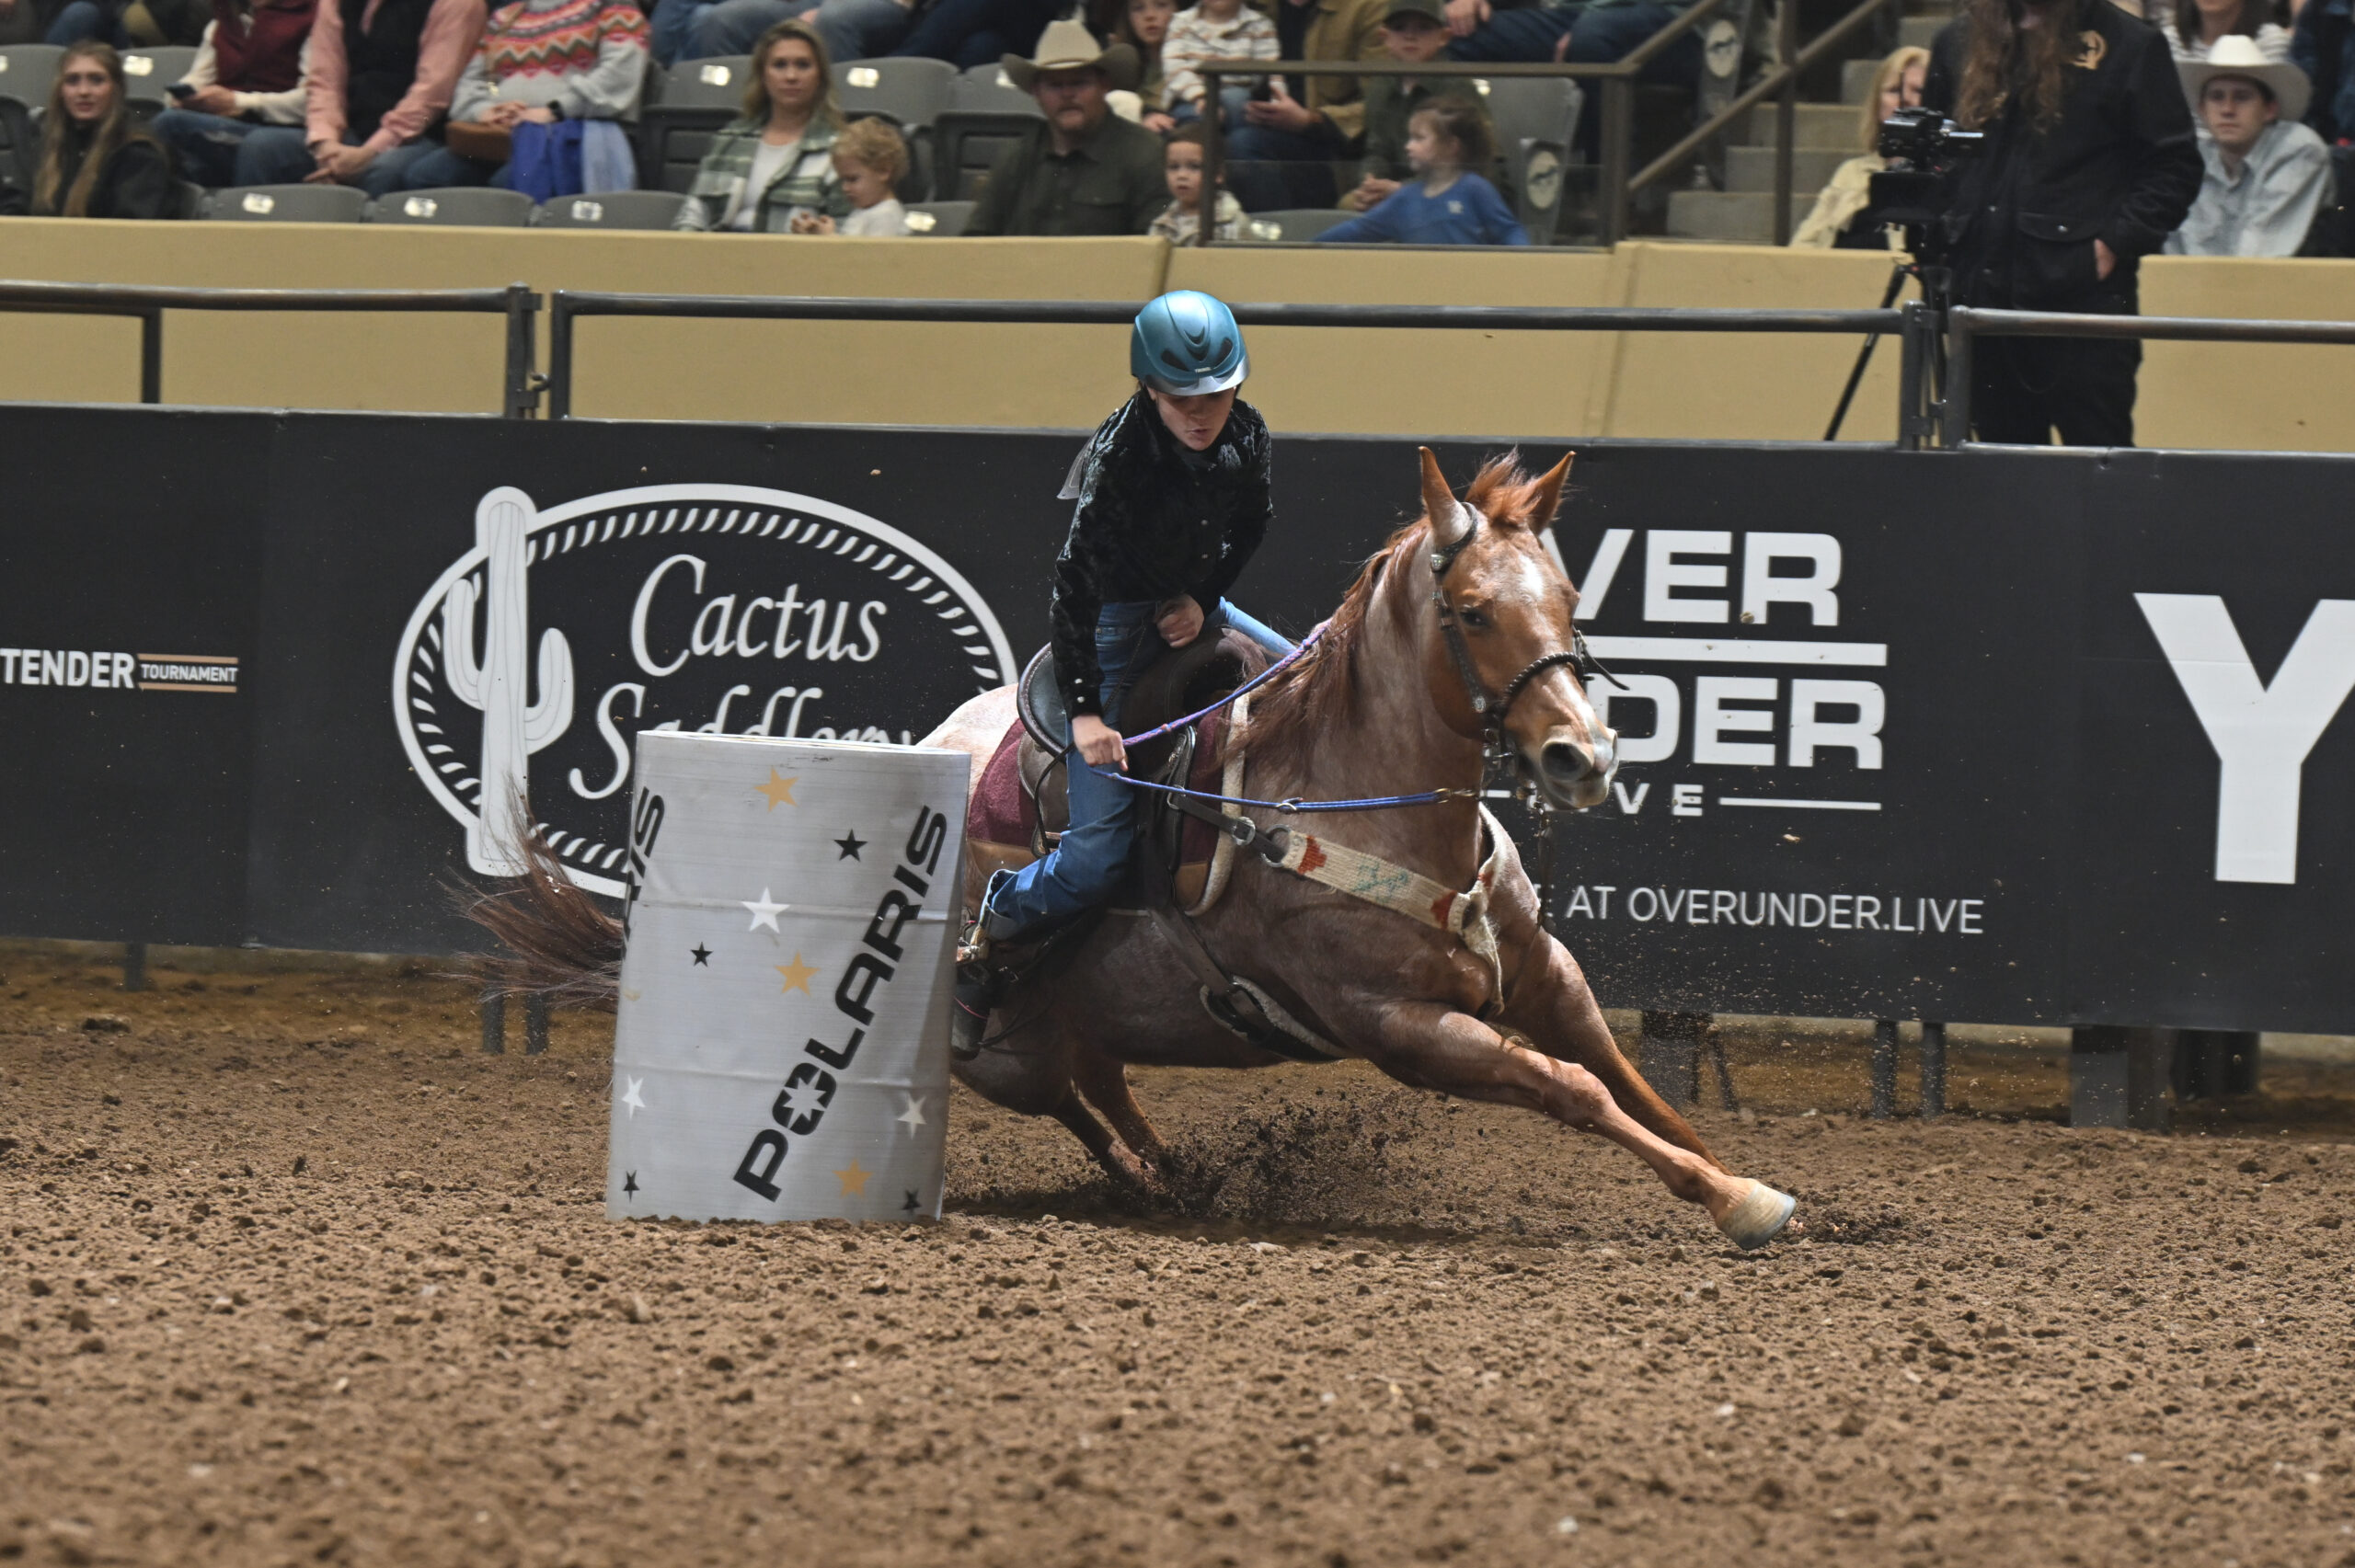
[798,117,912,235]
[1164,0,1278,126]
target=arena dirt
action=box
[4,946,2353,1568]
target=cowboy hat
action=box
[2178,34,2309,125]
[1002,18,1141,92]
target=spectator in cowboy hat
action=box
[964,17,1167,235]
[2165,35,2332,255]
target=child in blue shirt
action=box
[1317,97,1530,246]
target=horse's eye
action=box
[1458,606,1488,629]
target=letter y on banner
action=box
[2135,594,2355,884]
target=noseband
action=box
[1428,501,1613,772]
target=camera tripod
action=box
[1823,242,1956,444]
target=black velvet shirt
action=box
[1049,393,1275,718]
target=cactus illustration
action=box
[444,486,574,876]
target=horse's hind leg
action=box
[1072,1046,1166,1178]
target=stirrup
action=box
[950,964,1004,1060]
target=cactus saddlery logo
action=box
[394,484,1015,896]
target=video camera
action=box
[1867,107,1987,235]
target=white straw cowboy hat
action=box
[2178,34,2310,125]
[1003,18,1142,92]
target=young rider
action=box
[954,289,1292,1056]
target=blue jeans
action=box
[1223,117,1350,212]
[45,0,121,43]
[235,126,445,196]
[982,599,1292,939]
[397,143,511,189]
[150,109,282,187]
[890,0,1059,68]
[1447,2,1699,158]
[653,0,912,63]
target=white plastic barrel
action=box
[606,731,968,1222]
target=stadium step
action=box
[1664,187,1826,242]
[1722,143,1859,192]
[1731,101,1865,149]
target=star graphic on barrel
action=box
[741,888,785,933]
[754,769,798,809]
[834,1160,871,1196]
[623,1172,639,1198]
[621,1076,647,1117]
[834,830,866,861]
[690,944,711,967]
[896,1094,928,1135]
[775,955,819,994]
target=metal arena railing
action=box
[0,280,541,418]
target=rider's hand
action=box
[1072,714,1127,772]
[1156,594,1206,647]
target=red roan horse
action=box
[922,450,1797,1250]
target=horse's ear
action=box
[1419,447,1468,546]
[1529,451,1575,530]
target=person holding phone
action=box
[148,0,318,188]
[1219,0,1386,211]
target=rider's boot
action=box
[951,872,1017,1060]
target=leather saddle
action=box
[965,629,1270,911]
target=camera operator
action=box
[1922,0,2202,445]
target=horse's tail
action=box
[461,824,625,1011]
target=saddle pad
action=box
[962,709,1234,865]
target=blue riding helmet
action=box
[1131,290,1248,396]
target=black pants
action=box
[1968,285,2141,448]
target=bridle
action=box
[1428,500,1614,777]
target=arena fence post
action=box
[2071,1025,2176,1130]
[1598,77,1633,245]
[1942,309,1977,446]
[1199,68,1223,244]
[2173,1028,2258,1103]
[1636,1010,1705,1106]
[1770,0,1797,246]
[121,942,147,993]
[1870,1017,1897,1118]
[138,309,163,404]
[501,283,540,419]
[524,992,550,1056]
[481,990,506,1055]
[1919,1020,1947,1118]
[546,293,575,419]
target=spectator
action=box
[0,41,175,215]
[1789,43,1926,248]
[1164,0,1275,125]
[0,0,60,47]
[674,17,851,228]
[1317,95,1526,240]
[649,0,910,74]
[1923,0,2200,446]
[1439,0,1702,160]
[1223,0,1385,210]
[236,0,487,194]
[2165,38,2330,253]
[887,0,1059,70]
[1150,120,1242,238]
[1115,0,1176,131]
[1342,0,1491,212]
[46,0,208,47]
[396,0,646,189]
[149,0,317,189]
[2166,0,2291,63]
[2292,0,2352,140]
[801,110,910,231]
[965,19,1166,234]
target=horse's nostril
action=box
[1542,741,1593,782]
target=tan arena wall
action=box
[1,219,2349,449]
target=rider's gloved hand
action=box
[1073,714,1127,772]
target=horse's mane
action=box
[1245,452,1554,773]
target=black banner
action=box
[1,406,2347,1031]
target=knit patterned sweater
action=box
[450,0,648,122]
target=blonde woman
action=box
[673,17,852,232]
[2,41,173,217]
[1790,44,1927,249]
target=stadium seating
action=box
[0,96,32,191]
[367,187,536,226]
[835,56,952,200]
[119,45,196,117]
[929,68,1044,201]
[1479,76,1578,242]
[902,199,972,235]
[0,43,62,111]
[639,55,749,193]
[201,183,368,222]
[532,189,692,228]
[1239,208,1351,242]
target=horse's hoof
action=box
[1717,1181,1797,1251]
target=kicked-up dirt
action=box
[3,944,2352,1567]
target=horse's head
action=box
[1416,447,1617,810]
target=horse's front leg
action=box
[1496,929,1723,1170]
[1361,999,1795,1248]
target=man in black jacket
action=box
[1923,0,2200,445]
